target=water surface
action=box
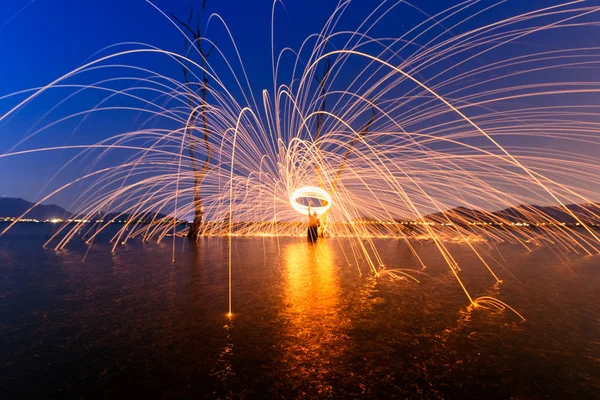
[1,224,599,399]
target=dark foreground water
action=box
[1,224,599,399]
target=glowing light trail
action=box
[289,186,332,216]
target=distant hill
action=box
[0,198,173,223]
[425,203,600,225]
[494,203,600,224]
[0,197,71,220]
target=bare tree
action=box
[171,0,215,240]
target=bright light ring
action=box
[290,186,332,216]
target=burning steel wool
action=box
[290,186,332,216]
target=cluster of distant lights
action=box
[2,217,599,228]
[336,220,600,227]
[1,217,125,224]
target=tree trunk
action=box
[172,4,214,240]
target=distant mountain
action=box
[0,197,71,220]
[425,203,600,225]
[493,203,600,224]
[0,198,173,223]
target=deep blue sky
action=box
[0,0,598,210]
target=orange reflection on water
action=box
[281,240,346,393]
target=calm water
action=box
[1,224,599,399]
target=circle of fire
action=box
[289,186,332,216]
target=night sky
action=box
[0,0,598,210]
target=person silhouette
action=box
[307,208,318,242]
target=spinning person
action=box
[307,206,319,242]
